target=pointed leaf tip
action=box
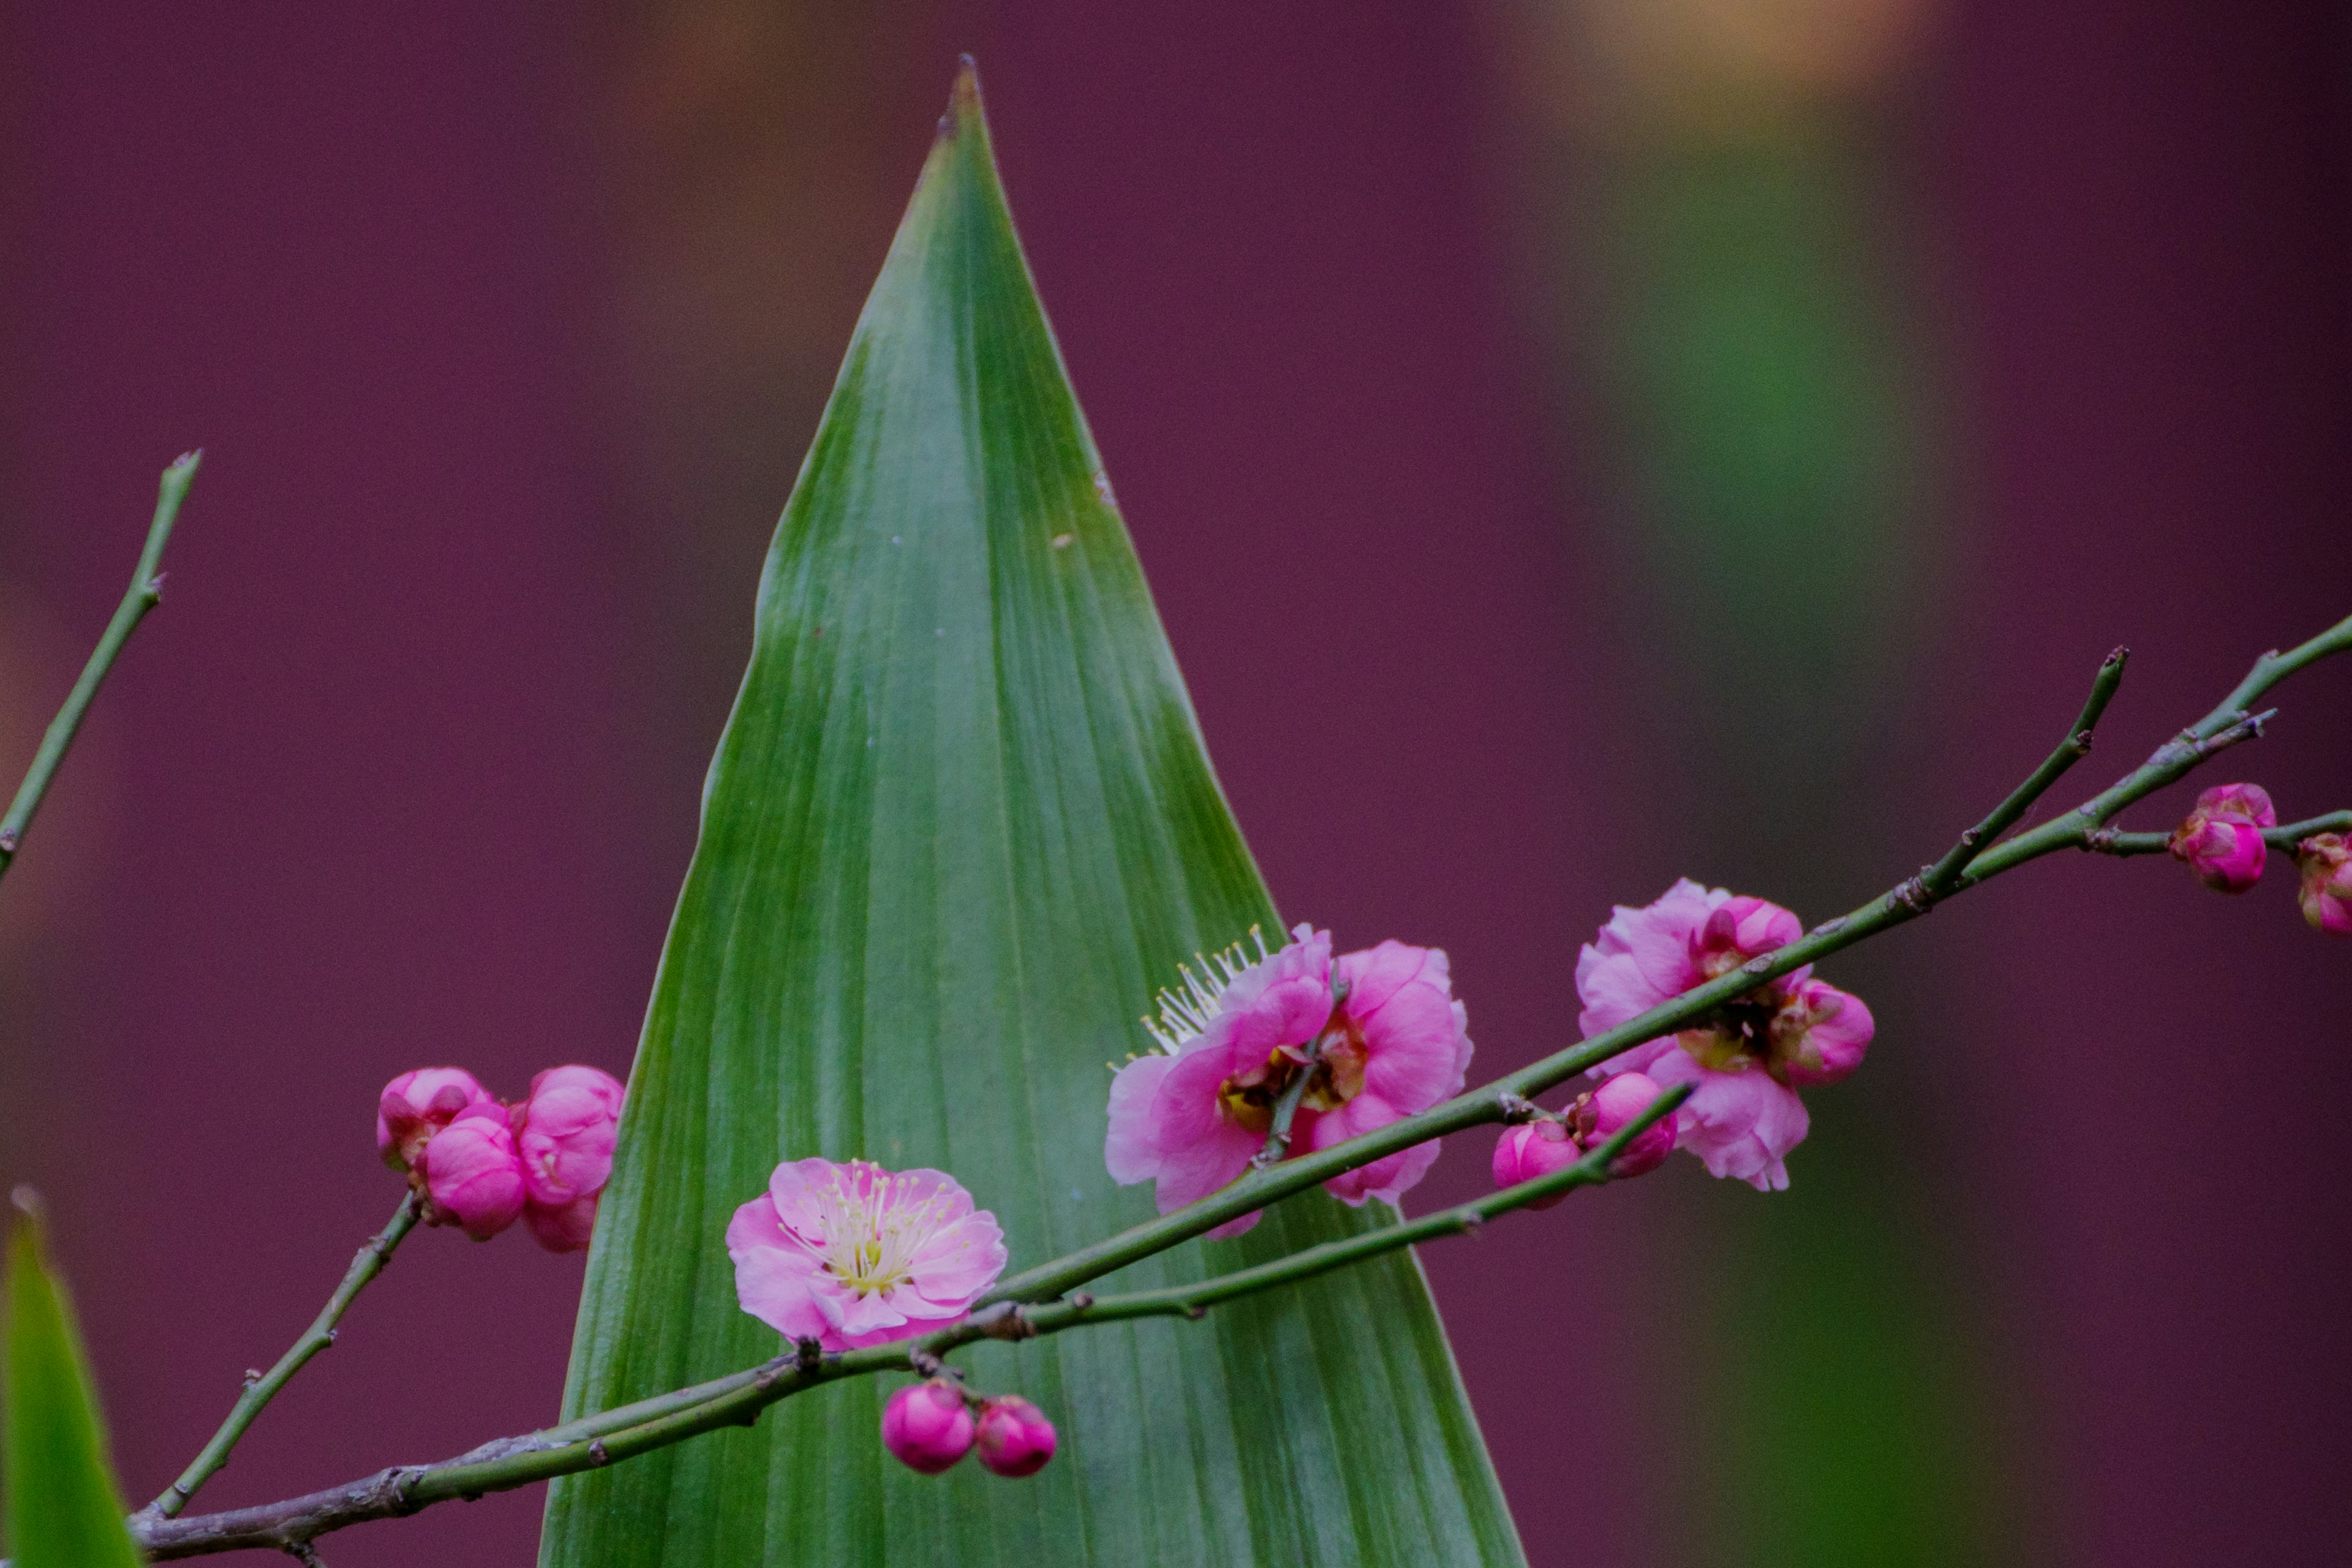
[938,56,983,139]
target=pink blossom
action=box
[1300,940,1474,1210]
[1104,925,1471,1235]
[1491,1121,1580,1208]
[377,1067,495,1173]
[2169,783,2276,892]
[1575,879,1869,1191]
[2298,834,2352,935]
[513,1065,624,1254]
[418,1104,527,1239]
[881,1380,974,1474]
[973,1395,1057,1477]
[728,1159,1006,1352]
[1568,1071,1678,1178]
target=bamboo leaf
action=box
[4,1199,144,1568]
[542,64,1522,1568]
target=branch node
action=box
[1458,1209,1486,1235]
[1067,1291,1095,1311]
[973,1301,1037,1341]
[1496,1092,1540,1124]
[1182,1303,1207,1321]
[794,1336,823,1373]
[587,1440,611,1468]
[907,1348,944,1378]
[1893,873,1937,915]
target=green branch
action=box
[2082,812,2352,858]
[140,1194,421,1523]
[0,454,199,886]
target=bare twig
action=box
[138,1194,421,1522]
[0,453,199,886]
[1918,645,2128,902]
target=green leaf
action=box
[4,1199,143,1568]
[542,64,1522,1568]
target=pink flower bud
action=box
[419,1105,527,1240]
[1490,1121,1580,1208]
[882,1379,974,1474]
[2297,834,2352,935]
[377,1068,495,1173]
[1570,1071,1678,1177]
[2168,783,2277,892]
[511,1065,624,1253]
[1765,978,1874,1088]
[522,1193,599,1253]
[973,1395,1057,1477]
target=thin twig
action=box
[138,1193,421,1522]
[0,453,199,886]
[1918,645,2128,902]
[2084,810,2352,859]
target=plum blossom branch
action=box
[0,453,198,885]
[986,611,2352,1303]
[130,1090,1690,1560]
[116,606,2352,1561]
[140,1193,422,1523]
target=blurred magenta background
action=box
[4,4,2348,1564]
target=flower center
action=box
[801,1174,948,1298]
[1216,1015,1366,1131]
[1674,991,1781,1077]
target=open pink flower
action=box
[1575,879,1870,1190]
[2169,782,2275,892]
[1104,925,1470,1235]
[1297,940,1473,1208]
[728,1159,1006,1352]
[513,1065,624,1254]
[377,1067,496,1174]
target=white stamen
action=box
[1140,924,1269,1055]
[790,1164,954,1298]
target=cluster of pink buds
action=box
[376,1065,624,1251]
[2163,783,2351,937]
[1491,1071,1677,1204]
[1103,925,1473,1236]
[881,1379,1057,1478]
